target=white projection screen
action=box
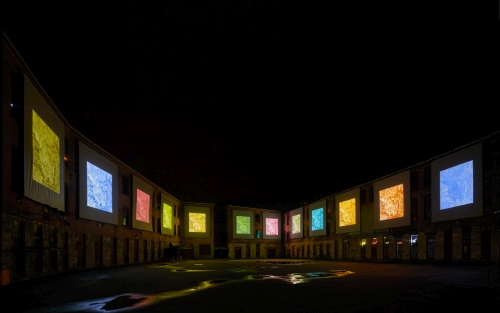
[373,170,410,229]
[132,176,153,231]
[431,143,483,222]
[290,207,303,239]
[309,199,326,237]
[184,206,211,238]
[161,193,175,236]
[232,210,254,239]
[336,188,360,234]
[23,76,65,211]
[263,212,281,240]
[78,141,118,224]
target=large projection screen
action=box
[290,207,303,239]
[161,193,175,235]
[309,199,326,237]
[23,77,65,211]
[232,210,254,239]
[373,171,410,229]
[184,206,211,238]
[78,141,118,224]
[263,212,282,240]
[431,143,482,222]
[132,176,153,231]
[336,188,360,234]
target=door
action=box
[234,247,242,259]
[267,248,276,258]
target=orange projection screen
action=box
[23,77,65,211]
[336,188,360,234]
[373,171,410,229]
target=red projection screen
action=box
[23,76,65,211]
[132,176,153,231]
[336,188,360,234]
[373,171,410,229]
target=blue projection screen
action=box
[309,199,326,237]
[78,141,119,225]
[431,143,482,222]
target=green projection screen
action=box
[161,193,175,235]
[232,210,254,239]
[183,206,211,238]
[23,76,65,211]
[290,207,303,239]
[336,188,361,234]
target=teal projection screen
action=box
[23,76,65,211]
[431,143,482,222]
[232,210,254,239]
[309,199,326,237]
[78,141,118,225]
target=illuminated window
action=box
[256,229,261,239]
[122,207,129,226]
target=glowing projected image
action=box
[292,214,301,234]
[189,213,206,232]
[86,162,112,213]
[339,198,356,226]
[163,203,172,229]
[266,218,279,235]
[440,160,473,210]
[32,110,60,193]
[136,189,150,222]
[379,184,404,220]
[236,216,251,234]
[311,208,324,231]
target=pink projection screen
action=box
[132,176,153,231]
[263,212,281,239]
[373,171,410,229]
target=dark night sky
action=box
[2,1,497,209]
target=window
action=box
[411,171,419,191]
[371,238,377,259]
[157,218,161,233]
[396,240,403,259]
[313,244,317,257]
[360,188,367,205]
[256,244,260,257]
[410,235,418,259]
[383,237,389,259]
[411,197,418,223]
[326,244,330,258]
[122,175,130,195]
[424,166,431,188]
[424,194,431,221]
[256,229,261,239]
[122,207,129,226]
[369,186,374,203]
[307,245,311,257]
[342,239,349,259]
[174,224,176,236]
[255,214,260,223]
[199,245,211,256]
[427,238,435,259]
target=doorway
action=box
[234,247,242,259]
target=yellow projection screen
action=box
[290,207,303,239]
[183,206,211,238]
[336,188,360,234]
[373,171,410,229]
[161,193,175,236]
[23,76,65,211]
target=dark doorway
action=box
[76,234,84,268]
[143,240,148,262]
[481,227,491,260]
[111,237,117,265]
[123,238,129,264]
[371,238,377,259]
[267,248,277,258]
[234,247,242,259]
[134,239,139,263]
[95,236,102,266]
[462,227,471,260]
[444,229,452,260]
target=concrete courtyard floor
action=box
[1,259,500,312]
